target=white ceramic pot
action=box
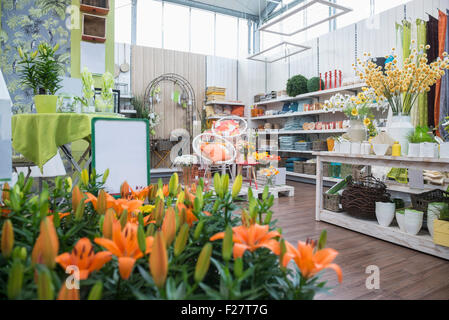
[334,141,341,153]
[395,210,406,232]
[439,142,449,159]
[387,115,414,156]
[408,143,420,157]
[427,202,447,237]
[361,142,371,155]
[404,209,424,235]
[347,119,367,142]
[420,142,437,158]
[373,144,389,156]
[351,142,361,154]
[375,202,396,227]
[340,141,351,154]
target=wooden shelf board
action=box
[320,209,449,260]
[258,129,347,135]
[250,109,342,120]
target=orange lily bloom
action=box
[55,238,112,280]
[282,240,342,283]
[95,221,154,280]
[57,285,80,300]
[85,192,143,217]
[120,181,132,199]
[131,186,151,201]
[210,223,280,259]
[162,185,169,197]
[32,217,59,268]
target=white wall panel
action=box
[206,56,238,101]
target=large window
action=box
[137,0,162,48]
[215,14,238,58]
[191,8,214,56]
[163,3,190,52]
[238,18,249,58]
[115,0,132,44]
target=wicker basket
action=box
[323,192,341,212]
[156,139,173,151]
[303,162,316,175]
[323,162,330,177]
[341,176,391,219]
[294,161,304,174]
[312,140,328,151]
[411,189,449,213]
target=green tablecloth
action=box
[11,113,118,170]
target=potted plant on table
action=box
[95,71,115,113]
[17,43,63,113]
[355,45,449,155]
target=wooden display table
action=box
[313,152,449,260]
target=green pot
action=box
[34,95,58,113]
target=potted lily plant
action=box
[17,43,63,113]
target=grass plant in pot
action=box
[407,126,436,157]
[17,43,63,113]
[355,45,449,155]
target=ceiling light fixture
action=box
[247,41,311,63]
[259,0,352,37]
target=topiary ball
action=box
[307,77,324,93]
[286,74,308,97]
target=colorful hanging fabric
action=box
[403,20,411,61]
[410,20,420,127]
[417,19,428,127]
[434,10,448,136]
[427,15,439,129]
[439,10,449,140]
[395,23,404,68]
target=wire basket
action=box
[312,140,328,151]
[341,175,391,219]
[411,189,449,213]
[294,161,304,173]
[303,162,316,175]
[323,193,341,212]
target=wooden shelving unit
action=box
[80,0,110,15]
[82,13,107,43]
[314,152,449,260]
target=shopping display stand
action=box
[314,151,449,260]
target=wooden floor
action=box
[274,181,449,300]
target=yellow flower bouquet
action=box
[355,46,449,115]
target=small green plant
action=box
[438,204,449,222]
[407,126,435,143]
[286,74,308,97]
[132,95,148,119]
[307,77,324,93]
[17,42,63,95]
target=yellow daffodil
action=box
[363,118,371,126]
[351,108,358,116]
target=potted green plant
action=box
[17,43,63,113]
[95,71,115,113]
[407,126,435,157]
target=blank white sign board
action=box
[92,118,150,195]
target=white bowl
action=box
[404,209,424,235]
[373,144,389,156]
[395,210,406,232]
[375,202,395,227]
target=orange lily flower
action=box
[85,192,115,211]
[57,285,80,300]
[210,223,280,259]
[131,186,151,201]
[55,238,112,280]
[85,192,143,217]
[120,181,132,199]
[282,240,342,283]
[95,221,154,280]
[32,217,59,268]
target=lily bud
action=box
[138,211,145,227]
[65,177,72,192]
[279,239,287,271]
[102,168,110,184]
[120,181,131,199]
[232,175,242,199]
[31,50,38,59]
[32,217,59,268]
[53,43,59,52]
[2,182,10,202]
[88,281,103,300]
[96,189,107,215]
[194,243,212,283]
[137,224,146,253]
[174,224,189,257]
[176,191,185,206]
[156,188,164,201]
[263,211,273,225]
[161,207,176,246]
[146,223,156,236]
[119,209,128,228]
[71,185,83,212]
[7,260,24,299]
[168,173,178,196]
[81,169,89,187]
[154,198,164,225]
[213,173,222,197]
[1,219,14,258]
[18,47,24,58]
[37,267,54,300]
[12,246,27,262]
[149,232,168,288]
[57,285,79,300]
[221,174,229,194]
[222,225,233,261]
[241,209,251,227]
[234,257,243,278]
[103,209,116,239]
[74,199,86,221]
[193,219,205,240]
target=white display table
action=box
[313,152,449,260]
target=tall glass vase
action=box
[387,114,414,156]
